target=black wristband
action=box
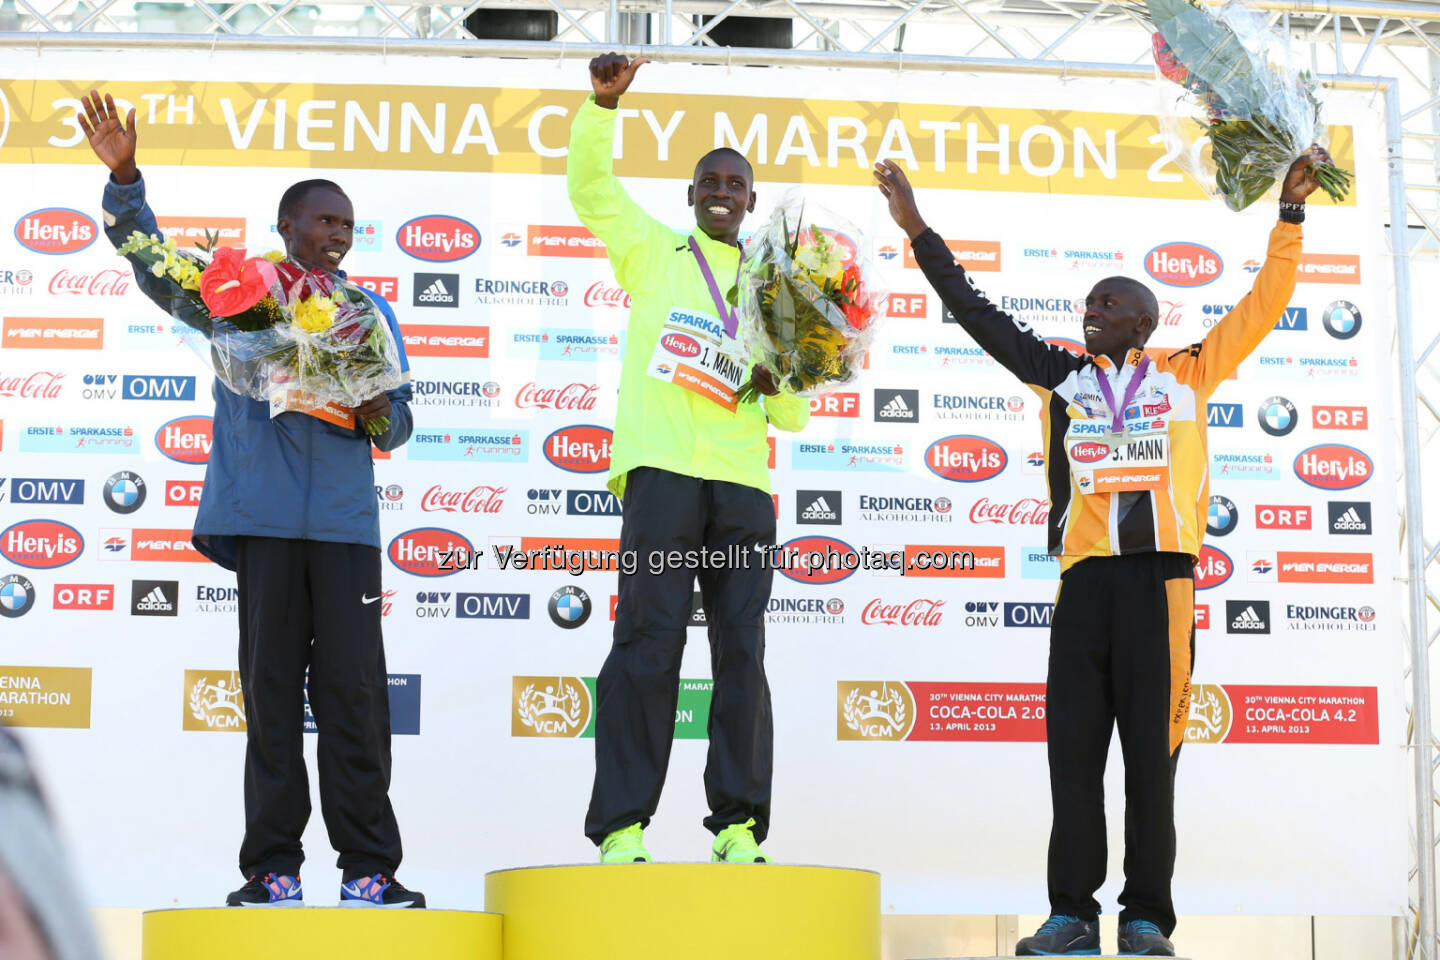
[1279,200,1305,224]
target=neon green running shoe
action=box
[599,823,651,864]
[711,818,770,863]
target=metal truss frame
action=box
[2,0,1440,955]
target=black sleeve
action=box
[911,229,1082,390]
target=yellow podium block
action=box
[486,863,880,960]
[141,907,502,959]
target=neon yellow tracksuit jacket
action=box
[567,95,810,499]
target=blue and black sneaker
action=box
[339,873,426,908]
[225,873,303,907]
[1015,914,1101,955]
[1117,920,1176,956]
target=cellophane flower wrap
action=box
[734,190,888,402]
[1147,0,1352,211]
[115,232,403,434]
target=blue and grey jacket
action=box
[102,173,413,571]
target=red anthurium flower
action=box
[200,247,278,317]
[1152,33,1191,86]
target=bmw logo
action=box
[0,574,35,618]
[1207,495,1238,537]
[1257,396,1297,437]
[103,470,146,514]
[548,585,592,629]
[1323,301,1361,340]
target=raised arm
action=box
[566,54,672,298]
[874,160,1081,391]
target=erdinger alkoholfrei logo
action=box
[1185,683,1233,743]
[512,676,592,737]
[837,680,917,740]
[185,669,247,732]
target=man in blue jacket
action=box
[80,90,424,908]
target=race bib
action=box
[647,308,749,412]
[1066,422,1170,494]
[269,385,357,431]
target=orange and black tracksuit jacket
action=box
[913,220,1302,935]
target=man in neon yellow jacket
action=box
[570,53,810,865]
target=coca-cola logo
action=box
[515,382,598,411]
[861,598,945,626]
[1070,442,1110,463]
[969,497,1048,525]
[583,281,632,308]
[661,333,701,358]
[0,371,64,399]
[48,268,132,296]
[420,484,507,514]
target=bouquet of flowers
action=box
[116,231,403,434]
[1147,0,1352,211]
[733,190,886,403]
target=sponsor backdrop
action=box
[0,53,1405,915]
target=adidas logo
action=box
[136,586,173,612]
[418,278,454,304]
[878,394,913,419]
[1230,606,1266,630]
[1333,507,1367,531]
[802,496,838,521]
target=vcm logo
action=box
[0,86,9,150]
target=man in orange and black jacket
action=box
[876,147,1331,957]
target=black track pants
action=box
[584,467,777,845]
[1045,552,1195,937]
[234,536,402,882]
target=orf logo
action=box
[661,333,701,358]
[925,435,1007,482]
[1070,442,1109,464]
[387,527,474,578]
[1144,241,1222,287]
[15,208,98,255]
[1193,545,1233,590]
[396,215,481,262]
[1,519,84,569]
[155,416,214,464]
[778,535,860,585]
[543,425,612,473]
[1294,444,1372,491]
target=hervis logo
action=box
[925,435,1006,482]
[14,208,98,256]
[1070,442,1110,464]
[155,416,213,464]
[661,333,701,358]
[543,424,612,473]
[184,669,246,732]
[1294,444,1371,491]
[1185,683,1233,744]
[396,215,480,262]
[1193,544,1233,590]
[387,527,474,578]
[1144,241,1222,287]
[778,535,860,585]
[512,676,593,737]
[1,519,83,569]
[837,681,917,740]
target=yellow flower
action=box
[292,294,336,333]
[150,260,166,277]
[263,250,286,263]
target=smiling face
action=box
[278,185,354,274]
[688,149,756,245]
[1083,276,1158,362]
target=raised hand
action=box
[873,160,928,239]
[589,53,651,109]
[1280,144,1336,204]
[76,90,138,185]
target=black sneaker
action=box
[226,873,303,907]
[339,873,426,908]
[1118,920,1176,956]
[1016,914,1100,955]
